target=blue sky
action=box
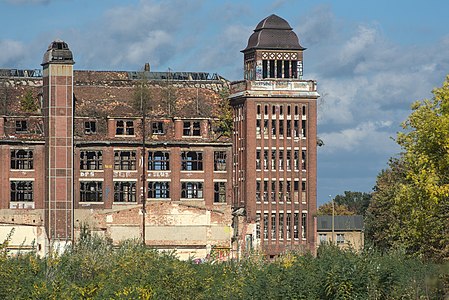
[2,0,449,205]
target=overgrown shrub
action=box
[0,237,447,299]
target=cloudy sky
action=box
[2,0,449,205]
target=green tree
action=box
[365,158,406,251]
[213,87,233,137]
[317,203,354,216]
[21,89,39,112]
[334,191,372,216]
[367,76,449,261]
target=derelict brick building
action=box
[0,14,318,258]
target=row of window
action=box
[255,212,307,240]
[11,120,204,137]
[256,119,306,138]
[10,150,227,172]
[256,179,306,203]
[10,180,227,203]
[257,104,306,117]
[318,233,345,245]
[256,149,306,171]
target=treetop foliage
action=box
[367,75,449,262]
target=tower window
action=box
[262,60,268,78]
[269,60,275,78]
[284,60,290,78]
[291,60,298,78]
[276,60,283,78]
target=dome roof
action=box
[42,39,74,65]
[243,14,305,52]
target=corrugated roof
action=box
[317,215,364,231]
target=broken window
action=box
[80,181,102,202]
[302,150,307,170]
[271,181,276,202]
[256,119,261,137]
[294,213,299,239]
[10,149,33,170]
[114,181,136,202]
[114,150,137,170]
[294,150,300,170]
[151,121,164,135]
[302,181,307,203]
[256,180,261,202]
[279,120,284,136]
[80,150,102,170]
[263,213,269,239]
[183,121,201,136]
[10,180,33,202]
[148,151,169,171]
[84,121,96,134]
[286,180,291,202]
[286,150,291,170]
[271,213,277,239]
[263,150,268,170]
[278,181,284,202]
[302,212,307,239]
[214,182,226,203]
[271,150,276,170]
[294,120,300,138]
[279,213,284,239]
[256,150,261,170]
[181,182,203,199]
[286,213,292,239]
[263,180,268,202]
[301,120,306,137]
[278,150,284,170]
[116,120,134,135]
[15,120,28,133]
[148,181,170,199]
[286,120,291,137]
[181,151,203,171]
[256,213,261,239]
[271,117,276,134]
[214,151,226,171]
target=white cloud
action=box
[320,121,395,153]
[0,40,26,67]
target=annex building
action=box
[0,15,318,259]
